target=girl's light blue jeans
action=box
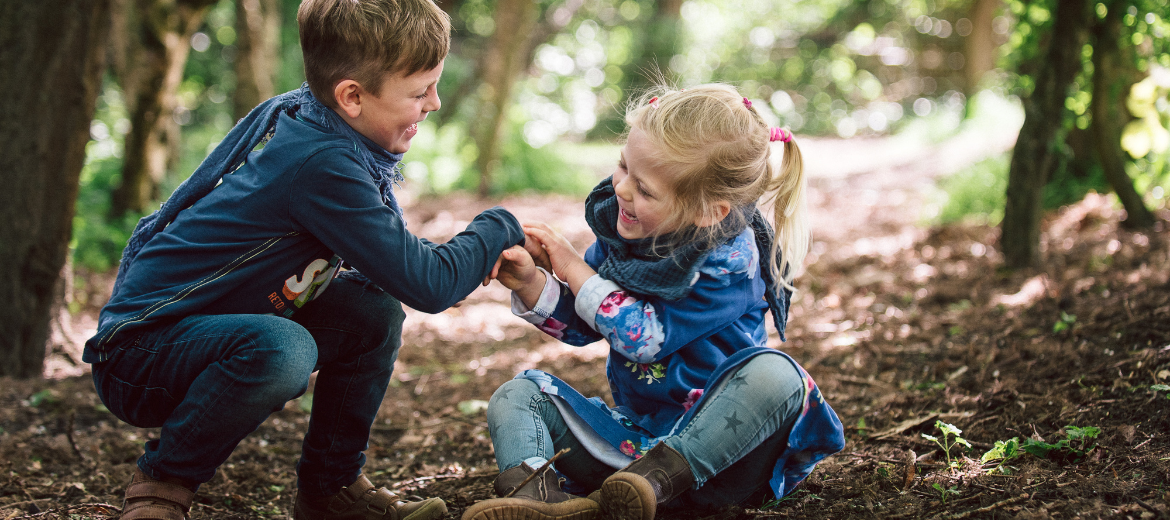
[486,353,805,505]
[91,278,403,499]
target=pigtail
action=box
[763,139,809,292]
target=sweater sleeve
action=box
[289,149,524,313]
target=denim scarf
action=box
[112,84,404,293]
[583,177,791,337]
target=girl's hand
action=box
[523,233,553,273]
[523,223,597,295]
[494,245,546,308]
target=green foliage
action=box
[922,420,971,468]
[1152,384,1170,398]
[932,482,960,504]
[24,390,57,408]
[980,437,1023,474]
[1052,311,1077,333]
[1020,425,1101,464]
[933,154,1009,225]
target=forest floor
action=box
[2,132,1169,520]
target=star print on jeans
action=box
[495,387,512,400]
[726,373,750,391]
[723,410,743,433]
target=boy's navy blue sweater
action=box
[84,113,524,363]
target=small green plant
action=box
[922,420,971,469]
[1021,425,1101,464]
[932,482,961,504]
[980,437,1023,474]
[1152,384,1170,399]
[1053,311,1076,333]
[856,417,867,438]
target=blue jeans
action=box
[487,353,804,505]
[91,278,403,498]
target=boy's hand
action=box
[523,223,596,295]
[492,246,546,308]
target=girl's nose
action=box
[613,174,633,201]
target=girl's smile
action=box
[612,126,676,240]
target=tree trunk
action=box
[0,0,110,378]
[234,0,281,120]
[111,0,217,217]
[1000,0,1092,269]
[1089,0,1156,230]
[962,0,1000,102]
[471,0,541,197]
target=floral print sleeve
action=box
[511,268,604,346]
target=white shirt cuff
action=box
[510,267,561,325]
[574,275,623,331]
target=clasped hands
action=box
[483,223,597,309]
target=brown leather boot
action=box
[119,468,195,520]
[460,463,599,520]
[293,474,447,520]
[599,444,695,520]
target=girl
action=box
[464,84,844,520]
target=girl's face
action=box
[612,126,678,240]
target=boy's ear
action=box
[332,80,363,119]
[694,201,732,228]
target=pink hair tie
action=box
[648,96,660,108]
[743,97,752,109]
[770,127,793,143]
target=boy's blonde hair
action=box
[298,0,450,108]
[624,84,809,290]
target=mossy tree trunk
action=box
[1000,0,1092,268]
[1090,0,1156,230]
[0,0,110,378]
[110,0,217,217]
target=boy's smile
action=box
[336,60,444,154]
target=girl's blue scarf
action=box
[112,84,404,293]
[583,177,792,338]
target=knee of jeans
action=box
[736,354,804,403]
[351,288,406,354]
[487,379,542,423]
[245,327,317,404]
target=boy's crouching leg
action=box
[293,474,446,520]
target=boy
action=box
[82,1,523,519]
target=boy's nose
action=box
[425,92,441,113]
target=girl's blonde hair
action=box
[623,84,808,290]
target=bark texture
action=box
[234,0,281,120]
[0,0,110,378]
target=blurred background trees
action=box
[2,0,1168,376]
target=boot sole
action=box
[599,474,656,520]
[460,497,599,520]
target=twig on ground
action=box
[390,472,467,490]
[66,410,85,461]
[7,502,120,519]
[927,494,1028,520]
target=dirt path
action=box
[3,132,1169,520]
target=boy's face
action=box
[345,60,444,154]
